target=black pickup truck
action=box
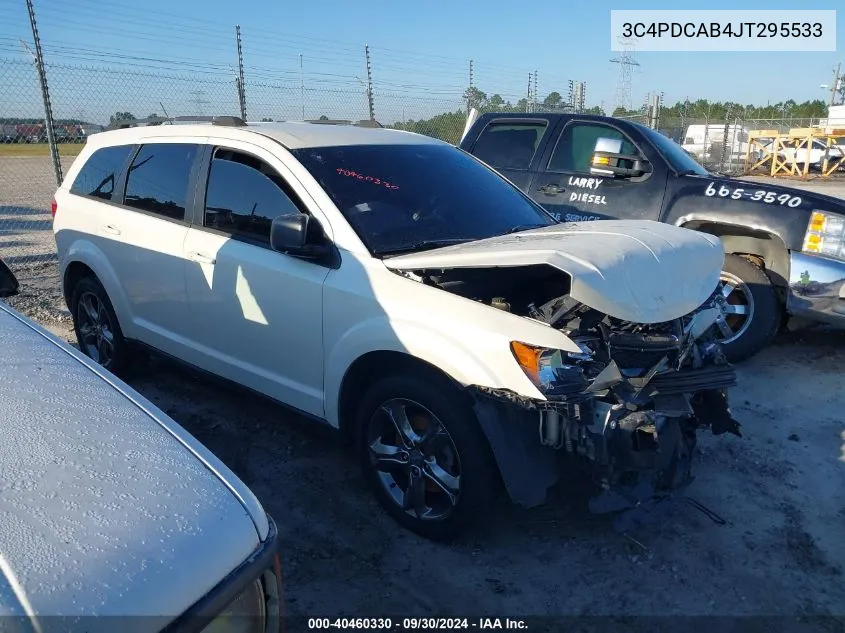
[459,111,845,361]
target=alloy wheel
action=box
[366,398,462,521]
[76,291,116,368]
[712,271,755,345]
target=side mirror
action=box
[270,213,330,260]
[590,151,651,178]
[0,258,20,299]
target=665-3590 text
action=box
[307,617,529,630]
[704,181,802,207]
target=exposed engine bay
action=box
[407,264,741,530]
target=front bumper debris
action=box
[468,308,742,530]
[788,250,845,325]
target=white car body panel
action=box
[384,220,724,325]
[0,301,269,627]
[778,141,844,166]
[320,254,583,424]
[182,226,331,416]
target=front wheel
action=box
[356,373,498,542]
[711,254,781,363]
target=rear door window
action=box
[471,121,547,170]
[69,144,134,201]
[203,148,304,247]
[123,143,200,221]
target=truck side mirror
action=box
[590,151,651,178]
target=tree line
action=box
[5,90,832,145]
[390,86,833,144]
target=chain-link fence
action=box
[649,115,825,175]
[1,47,837,285]
[0,57,66,285]
[0,54,477,282]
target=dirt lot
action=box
[2,156,845,628]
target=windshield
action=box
[291,143,556,256]
[639,125,710,176]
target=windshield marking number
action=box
[336,168,399,190]
[704,182,801,208]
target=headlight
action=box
[510,341,591,395]
[803,210,845,259]
[201,578,267,633]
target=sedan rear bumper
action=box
[787,251,845,326]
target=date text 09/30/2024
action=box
[307,617,529,630]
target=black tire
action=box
[70,275,130,375]
[714,254,782,363]
[355,372,498,542]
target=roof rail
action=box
[303,118,383,128]
[106,115,247,131]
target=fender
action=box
[322,315,547,428]
[671,213,792,287]
[661,177,821,252]
[58,236,137,339]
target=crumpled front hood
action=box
[384,219,724,324]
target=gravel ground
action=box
[0,155,77,270]
[2,155,845,629]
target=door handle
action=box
[102,224,121,235]
[188,251,216,265]
[537,183,565,196]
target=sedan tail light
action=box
[50,198,57,218]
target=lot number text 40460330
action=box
[704,181,802,207]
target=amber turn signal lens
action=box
[510,341,542,384]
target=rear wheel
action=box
[70,276,129,374]
[712,254,781,363]
[356,373,498,542]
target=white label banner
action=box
[610,10,836,52]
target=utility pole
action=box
[830,63,841,107]
[190,90,210,116]
[533,70,538,112]
[611,37,640,113]
[364,45,375,122]
[526,72,532,112]
[25,0,62,185]
[300,54,305,119]
[467,59,474,115]
[235,25,247,120]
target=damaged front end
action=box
[470,287,741,531]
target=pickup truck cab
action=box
[459,111,845,362]
[0,257,281,633]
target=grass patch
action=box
[0,143,84,157]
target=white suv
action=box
[54,117,741,540]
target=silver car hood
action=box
[383,220,724,324]
[0,304,264,631]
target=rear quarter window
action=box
[69,144,135,201]
[471,121,547,170]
